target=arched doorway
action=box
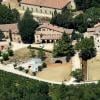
[55,60,62,64]
[42,40,45,43]
[47,40,50,43]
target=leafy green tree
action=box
[53,32,75,61]
[75,37,96,80]
[8,49,14,56]
[2,53,9,61]
[71,69,83,82]
[12,9,20,22]
[74,0,100,10]
[0,5,19,24]
[85,7,100,27]
[18,9,39,43]
[50,9,73,28]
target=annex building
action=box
[20,0,76,18]
[84,23,100,52]
[35,23,74,43]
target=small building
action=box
[18,58,43,72]
[20,0,76,18]
[35,23,74,43]
[0,23,21,43]
[84,23,100,52]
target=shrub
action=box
[13,63,17,68]
[2,53,9,61]
[18,66,24,71]
[42,63,47,68]
[38,66,42,71]
[8,49,14,56]
[25,69,29,73]
[33,72,36,76]
[71,69,83,82]
[27,45,32,49]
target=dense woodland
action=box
[1,70,100,100]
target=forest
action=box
[0,70,100,100]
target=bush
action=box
[18,66,24,71]
[71,69,83,82]
[13,63,17,68]
[8,49,14,56]
[42,63,47,68]
[33,72,36,76]
[25,69,29,73]
[38,66,42,71]
[2,53,9,61]
[27,45,32,49]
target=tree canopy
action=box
[0,5,20,24]
[76,37,96,60]
[1,70,100,100]
[53,32,75,61]
[18,9,39,43]
[74,0,100,10]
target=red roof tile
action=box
[21,0,71,9]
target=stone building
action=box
[20,0,76,18]
[2,0,19,9]
[35,23,74,43]
[84,23,100,52]
[0,23,21,43]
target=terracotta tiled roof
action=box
[37,23,73,34]
[0,23,18,33]
[21,0,71,9]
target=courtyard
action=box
[37,63,72,82]
[87,54,100,81]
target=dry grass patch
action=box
[87,54,100,81]
[37,63,72,82]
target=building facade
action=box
[84,23,100,52]
[0,23,21,43]
[20,0,76,18]
[35,23,74,43]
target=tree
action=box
[75,37,96,80]
[0,5,19,24]
[74,0,100,10]
[71,69,83,82]
[12,9,20,22]
[53,32,75,61]
[50,9,73,28]
[2,52,9,61]
[0,30,5,40]
[8,49,14,56]
[18,9,39,43]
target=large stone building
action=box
[0,23,21,43]
[20,0,76,18]
[35,23,74,43]
[84,23,100,52]
[2,0,19,8]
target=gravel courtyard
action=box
[37,63,72,82]
[87,54,100,81]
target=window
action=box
[50,11,52,14]
[36,8,38,12]
[45,10,47,14]
[40,9,42,13]
[31,8,33,12]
